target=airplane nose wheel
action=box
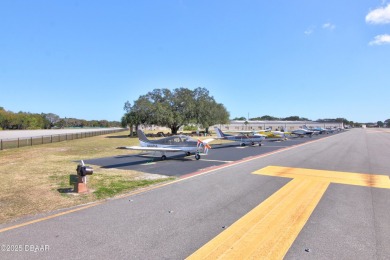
[195,153,201,160]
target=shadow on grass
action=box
[57,188,74,193]
[57,174,78,193]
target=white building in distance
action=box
[212,120,344,132]
[136,120,344,134]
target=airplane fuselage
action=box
[223,135,265,146]
[291,129,314,137]
[140,140,200,153]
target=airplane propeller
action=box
[197,139,212,154]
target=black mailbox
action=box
[76,164,94,176]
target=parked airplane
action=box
[290,128,315,137]
[118,130,213,160]
[259,129,289,140]
[218,128,288,141]
[214,127,266,146]
[302,125,328,134]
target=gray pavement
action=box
[85,133,337,176]
[1,128,389,259]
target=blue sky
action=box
[1,1,389,123]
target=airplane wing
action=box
[222,130,254,134]
[222,130,271,135]
[117,146,183,152]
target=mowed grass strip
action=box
[0,130,174,224]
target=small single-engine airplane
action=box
[258,129,289,140]
[214,127,266,146]
[290,128,315,137]
[302,125,328,134]
[118,129,213,160]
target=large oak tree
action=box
[123,87,230,134]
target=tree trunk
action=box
[129,125,134,136]
[170,125,181,135]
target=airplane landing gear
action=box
[161,155,167,160]
[195,153,201,160]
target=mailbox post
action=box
[75,160,93,193]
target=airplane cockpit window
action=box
[181,136,195,142]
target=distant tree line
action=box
[232,115,381,128]
[377,119,390,127]
[316,118,358,127]
[233,115,311,121]
[122,87,230,135]
[0,107,120,130]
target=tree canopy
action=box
[122,87,230,134]
[245,115,309,121]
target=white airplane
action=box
[118,129,214,160]
[214,127,266,146]
[302,125,328,134]
[217,128,288,141]
[290,128,315,137]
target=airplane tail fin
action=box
[137,129,149,142]
[214,127,225,138]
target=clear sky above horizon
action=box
[1,1,389,123]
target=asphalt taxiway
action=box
[1,128,389,260]
[85,133,340,176]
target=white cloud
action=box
[322,23,336,30]
[304,27,314,35]
[366,4,390,24]
[369,34,390,45]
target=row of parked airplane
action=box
[119,126,342,161]
[118,130,214,161]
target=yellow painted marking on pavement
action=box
[0,202,103,233]
[254,166,390,189]
[188,166,390,259]
[188,179,328,259]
